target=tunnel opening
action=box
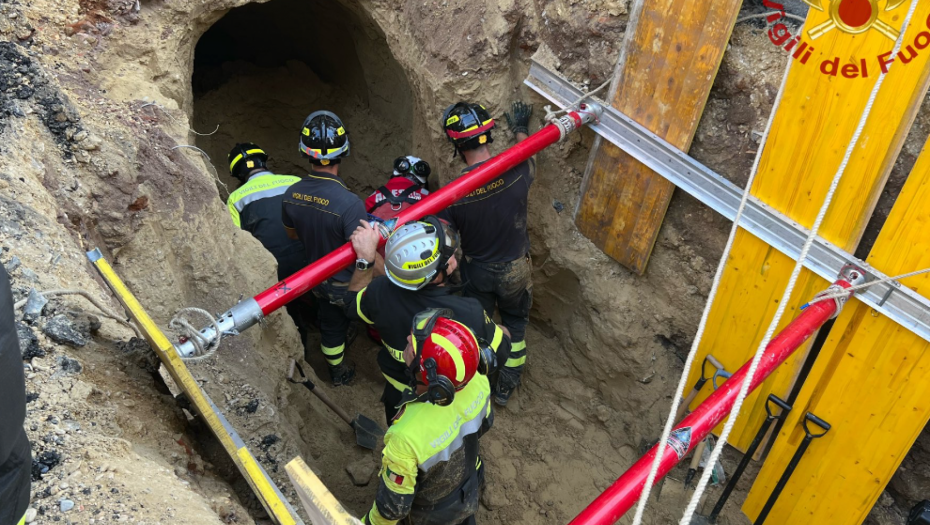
[191,0,413,196]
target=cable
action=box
[542,78,613,122]
[13,288,142,338]
[629,35,797,525]
[679,1,920,522]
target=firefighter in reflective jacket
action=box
[345,217,510,423]
[225,143,315,342]
[361,308,494,525]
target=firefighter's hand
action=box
[351,220,380,262]
[504,101,533,136]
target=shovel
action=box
[287,359,386,450]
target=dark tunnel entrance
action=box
[191,0,414,196]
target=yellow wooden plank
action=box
[89,253,302,525]
[743,132,930,523]
[574,0,743,274]
[684,1,930,452]
[286,457,363,525]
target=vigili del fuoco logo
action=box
[765,0,930,78]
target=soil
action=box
[1,0,928,524]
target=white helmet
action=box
[384,216,459,290]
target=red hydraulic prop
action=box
[567,268,864,525]
[174,105,601,357]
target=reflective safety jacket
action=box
[226,171,307,279]
[344,279,510,394]
[362,375,493,525]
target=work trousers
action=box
[461,254,531,384]
[310,280,350,367]
[405,463,484,525]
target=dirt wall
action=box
[2,0,928,523]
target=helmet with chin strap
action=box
[407,308,495,406]
[383,216,459,290]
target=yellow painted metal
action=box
[89,253,301,525]
[286,457,363,525]
[683,1,930,452]
[743,136,930,524]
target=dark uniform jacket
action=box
[344,278,510,393]
[226,171,308,280]
[281,171,368,284]
[444,158,535,264]
[0,266,31,525]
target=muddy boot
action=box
[494,367,521,407]
[329,362,356,386]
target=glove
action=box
[504,101,533,136]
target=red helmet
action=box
[410,309,490,405]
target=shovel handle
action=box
[309,385,355,427]
[706,355,725,372]
[803,412,831,438]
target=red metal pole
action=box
[567,278,856,525]
[253,113,577,316]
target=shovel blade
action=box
[352,414,386,450]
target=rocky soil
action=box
[1,0,929,524]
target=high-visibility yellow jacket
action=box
[362,374,493,525]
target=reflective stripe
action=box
[17,514,26,525]
[322,344,345,365]
[228,175,299,213]
[356,288,374,325]
[431,333,465,382]
[490,325,503,350]
[228,198,241,228]
[511,340,526,352]
[505,354,526,368]
[383,373,411,393]
[384,342,404,362]
[506,340,526,368]
[420,395,490,471]
[229,149,267,171]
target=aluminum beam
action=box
[525,60,930,344]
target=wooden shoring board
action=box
[683,3,930,452]
[742,136,930,525]
[87,249,303,525]
[573,0,743,274]
[286,457,363,525]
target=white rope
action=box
[629,43,796,525]
[680,1,920,522]
[169,307,222,362]
[803,267,930,307]
[542,78,612,122]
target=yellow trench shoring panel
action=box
[286,457,363,525]
[574,0,743,274]
[743,137,930,523]
[87,249,302,525]
[684,1,930,452]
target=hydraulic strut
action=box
[176,104,603,357]
[566,265,866,525]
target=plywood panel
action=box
[574,0,742,274]
[683,2,930,452]
[743,133,930,524]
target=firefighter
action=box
[283,111,376,386]
[1,265,32,525]
[440,100,534,406]
[225,142,316,343]
[365,155,431,224]
[360,308,494,525]
[345,217,510,423]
